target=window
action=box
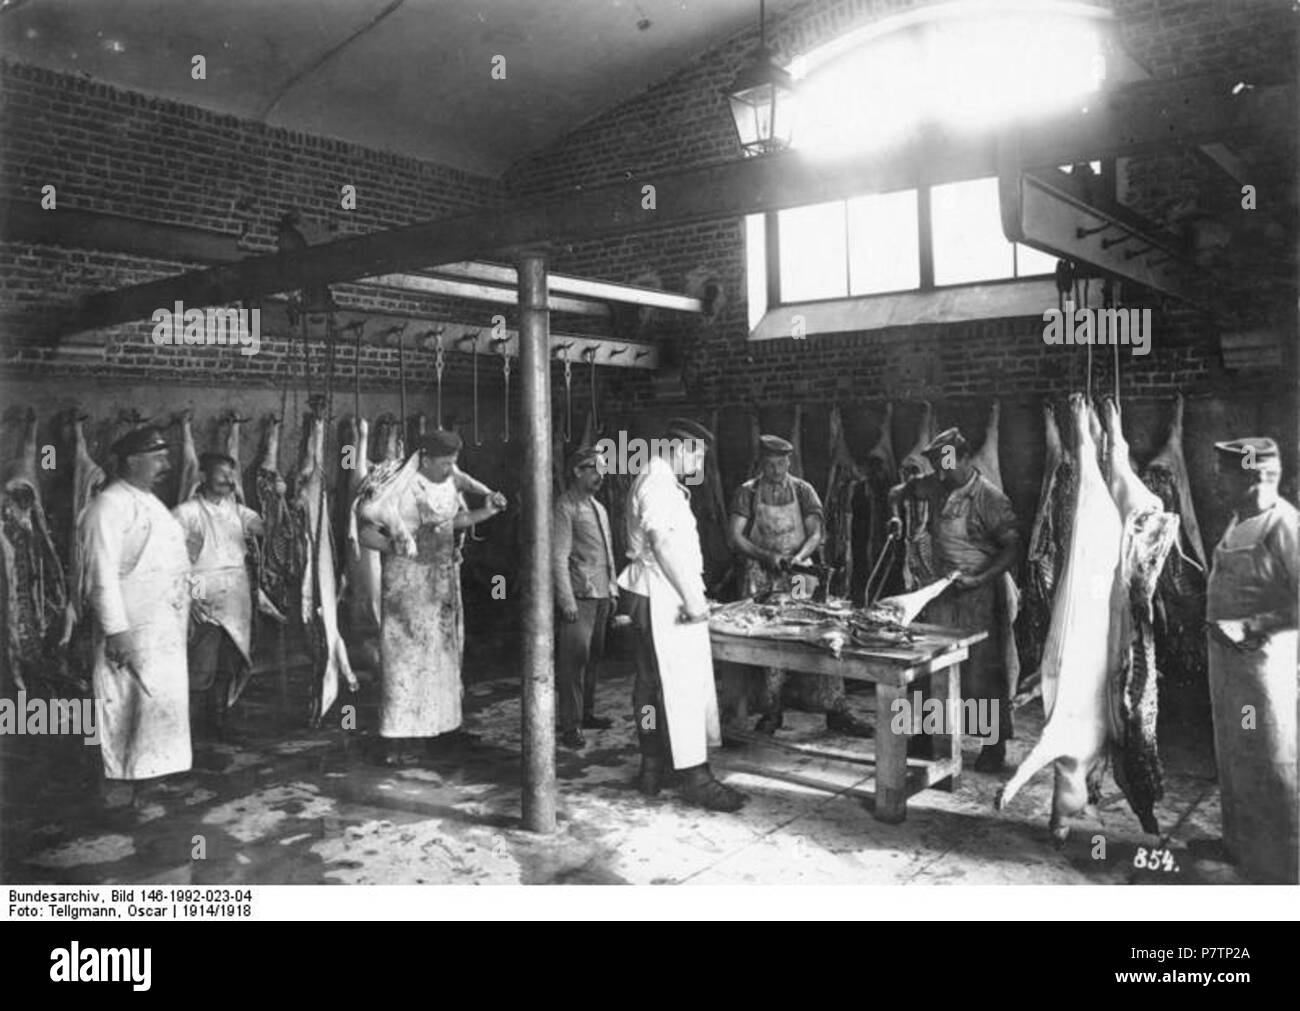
[751,176,1055,311]
[746,2,1114,323]
[931,178,1055,286]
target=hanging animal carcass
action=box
[996,395,1120,842]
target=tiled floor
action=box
[0,653,1244,886]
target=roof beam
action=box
[360,272,610,317]
[13,76,1291,342]
[426,262,704,311]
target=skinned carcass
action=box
[1015,402,1076,704]
[1,409,69,693]
[60,412,108,641]
[219,412,247,504]
[900,401,936,589]
[248,415,298,623]
[177,409,201,503]
[996,395,1120,841]
[343,415,383,633]
[294,412,358,723]
[822,404,862,600]
[1102,398,1178,835]
[1141,395,1209,706]
[851,402,898,603]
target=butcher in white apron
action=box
[619,418,745,812]
[1205,437,1298,884]
[77,426,192,808]
[727,433,873,737]
[356,429,507,766]
[894,427,1020,771]
[173,452,265,738]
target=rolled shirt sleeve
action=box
[795,478,824,520]
[974,481,1019,546]
[728,482,756,522]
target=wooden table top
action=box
[709,623,988,687]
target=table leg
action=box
[930,661,962,792]
[873,683,907,823]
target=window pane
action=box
[847,189,919,295]
[1016,242,1057,278]
[778,200,848,302]
[931,177,1014,285]
[745,214,767,330]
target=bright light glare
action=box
[848,190,920,294]
[931,177,1014,285]
[746,213,767,329]
[779,201,849,302]
[793,13,1103,161]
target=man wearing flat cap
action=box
[890,425,1020,771]
[76,426,193,807]
[551,445,617,749]
[1206,436,1297,883]
[356,428,507,766]
[617,418,747,811]
[728,433,873,738]
[173,450,266,739]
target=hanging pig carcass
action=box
[1141,394,1209,713]
[1101,397,1179,835]
[293,411,358,724]
[1,409,70,694]
[1014,402,1076,706]
[996,395,1120,842]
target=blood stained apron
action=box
[379,473,465,738]
[86,482,192,781]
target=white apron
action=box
[620,464,721,769]
[174,497,254,664]
[1206,501,1299,884]
[90,486,193,781]
[378,473,465,738]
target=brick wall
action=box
[504,0,1298,545]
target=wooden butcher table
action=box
[711,624,988,823]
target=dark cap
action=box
[921,427,969,460]
[417,429,463,457]
[199,451,237,471]
[759,434,794,456]
[1214,437,1280,468]
[664,417,714,446]
[567,445,604,472]
[111,425,169,458]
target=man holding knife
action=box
[727,434,873,738]
[77,426,194,809]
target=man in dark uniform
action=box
[891,427,1020,771]
[728,434,873,738]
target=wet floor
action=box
[0,650,1243,886]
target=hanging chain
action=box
[434,331,445,429]
[397,328,407,457]
[562,351,573,442]
[585,345,598,435]
[494,336,512,443]
[472,332,481,446]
